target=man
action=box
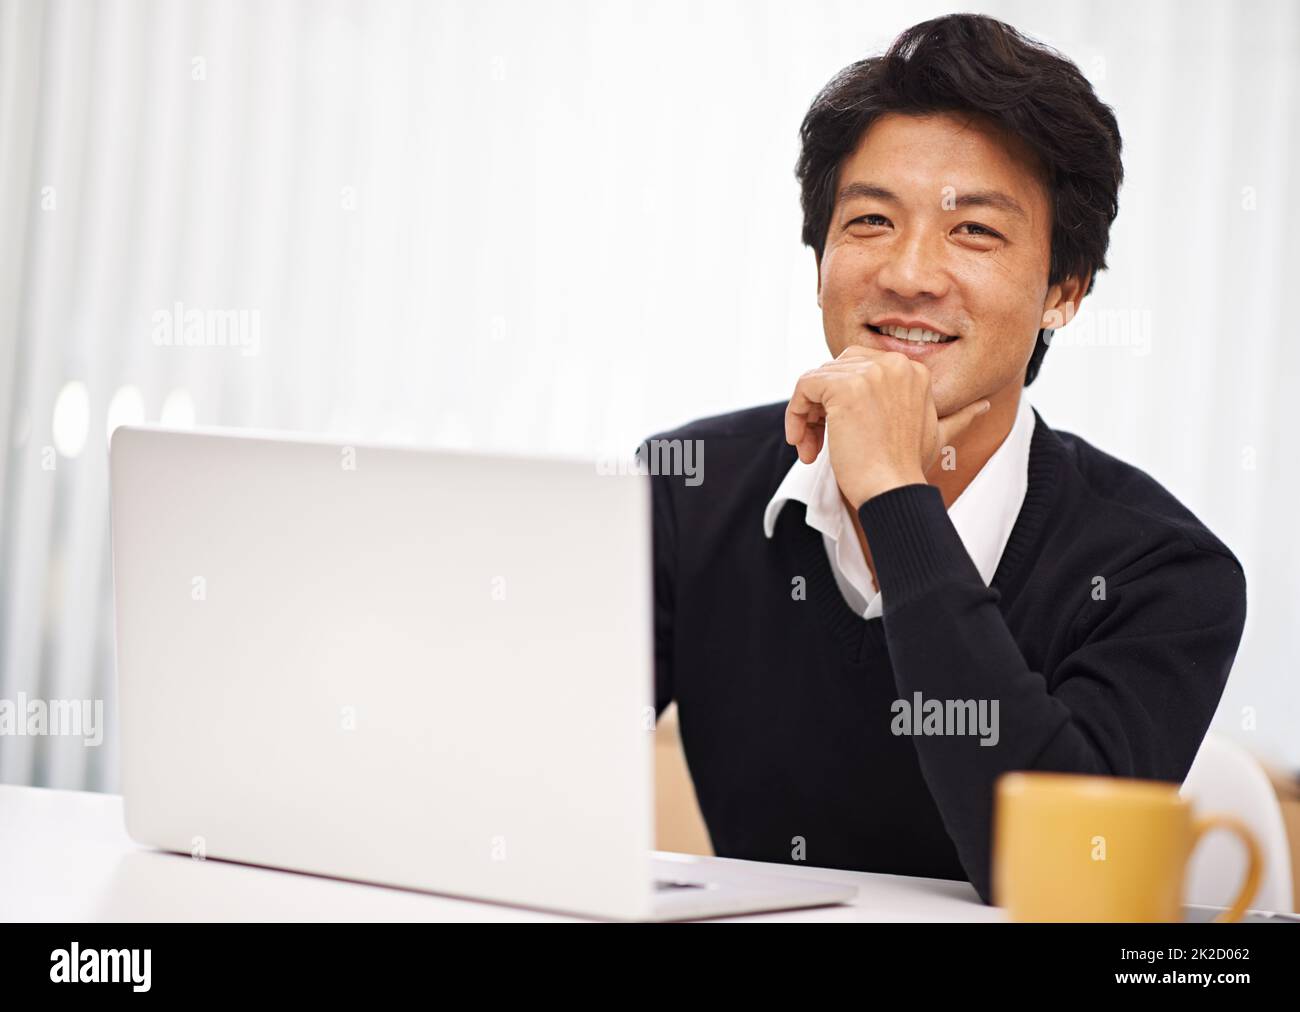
[642,14,1247,904]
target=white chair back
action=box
[1180,734,1294,913]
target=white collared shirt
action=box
[762,394,1035,619]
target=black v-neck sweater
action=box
[644,401,1247,903]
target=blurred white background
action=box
[1,0,1296,790]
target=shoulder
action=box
[645,400,788,444]
[639,401,797,528]
[1044,416,1245,587]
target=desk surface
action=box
[0,784,1001,922]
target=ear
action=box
[1041,272,1090,329]
[814,252,823,309]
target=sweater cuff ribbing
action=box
[856,483,984,610]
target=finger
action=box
[814,359,881,373]
[787,407,826,463]
[936,398,992,449]
[800,419,826,461]
[785,373,839,463]
[835,343,885,361]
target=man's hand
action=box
[784,345,991,509]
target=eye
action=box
[954,222,1004,240]
[848,213,891,229]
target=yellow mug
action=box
[993,771,1263,922]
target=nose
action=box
[873,228,951,301]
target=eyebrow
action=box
[835,181,1027,219]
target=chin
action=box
[931,384,970,418]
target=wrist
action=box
[848,468,928,510]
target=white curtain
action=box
[1,0,1296,791]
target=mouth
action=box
[868,323,961,343]
[868,325,961,356]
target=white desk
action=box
[0,785,1002,922]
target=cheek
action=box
[949,251,1023,301]
[956,261,1046,353]
[820,245,874,306]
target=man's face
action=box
[817,111,1077,416]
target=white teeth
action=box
[880,325,952,344]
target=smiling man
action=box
[643,14,1248,904]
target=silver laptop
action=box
[109,425,855,921]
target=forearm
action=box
[857,483,1178,902]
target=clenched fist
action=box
[784,345,991,509]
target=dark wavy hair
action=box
[796,14,1123,385]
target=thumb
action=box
[936,398,992,449]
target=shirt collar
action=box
[763,395,1035,584]
[762,442,840,540]
[946,393,1035,585]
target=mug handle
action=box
[1189,814,1264,922]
